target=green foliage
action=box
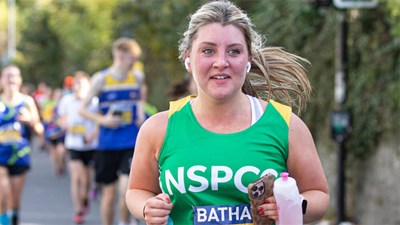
[385,0,400,37]
[13,0,116,87]
[258,1,400,160]
[47,0,116,73]
[112,0,205,109]
[17,7,63,87]
[345,4,399,158]
[0,0,7,60]
[245,0,399,159]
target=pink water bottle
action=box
[273,172,303,225]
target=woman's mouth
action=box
[211,75,229,80]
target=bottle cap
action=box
[281,172,289,181]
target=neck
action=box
[1,89,21,104]
[2,89,18,98]
[195,92,247,111]
[191,93,251,131]
[110,64,129,80]
[75,90,88,100]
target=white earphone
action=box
[185,58,190,70]
[246,62,251,73]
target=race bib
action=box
[110,103,133,124]
[69,124,86,135]
[0,130,22,143]
[0,123,23,143]
[193,204,253,225]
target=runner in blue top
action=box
[80,37,146,225]
[0,65,43,225]
[41,88,66,176]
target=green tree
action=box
[0,0,8,62]
[48,0,117,74]
[247,0,399,159]
[14,0,118,87]
[112,0,204,109]
[17,7,63,87]
[345,2,399,158]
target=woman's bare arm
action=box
[287,113,329,223]
[126,111,173,222]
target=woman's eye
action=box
[203,49,214,55]
[228,49,240,55]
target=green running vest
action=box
[159,96,291,225]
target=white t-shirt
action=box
[58,94,98,151]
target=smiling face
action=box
[187,23,250,101]
[1,66,22,92]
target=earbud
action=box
[246,62,251,73]
[185,58,190,70]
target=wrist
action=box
[28,120,36,128]
[95,114,104,126]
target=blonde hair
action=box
[178,0,311,113]
[112,37,142,57]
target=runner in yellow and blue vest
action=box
[0,65,43,225]
[80,37,145,225]
[0,101,31,168]
[96,68,142,149]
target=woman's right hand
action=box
[143,193,174,225]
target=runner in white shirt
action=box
[58,71,98,224]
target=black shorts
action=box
[48,138,64,146]
[94,149,133,185]
[68,149,95,166]
[0,164,30,176]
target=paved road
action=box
[18,138,142,225]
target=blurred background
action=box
[1,0,399,224]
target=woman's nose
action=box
[213,54,229,69]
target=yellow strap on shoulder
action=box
[168,95,196,118]
[269,100,292,126]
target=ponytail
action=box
[244,47,312,114]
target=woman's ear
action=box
[247,56,253,73]
[185,58,190,71]
[184,50,191,72]
[246,61,251,73]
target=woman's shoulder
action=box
[146,110,169,123]
[137,111,169,157]
[140,110,169,136]
[140,96,194,142]
[21,93,35,104]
